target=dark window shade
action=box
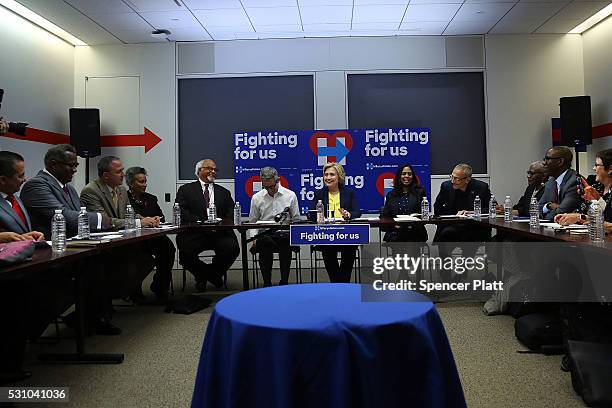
[347,72,487,174]
[178,75,315,180]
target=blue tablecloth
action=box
[192,284,466,408]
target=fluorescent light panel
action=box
[569,3,612,34]
[0,0,87,45]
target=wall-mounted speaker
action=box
[69,108,101,158]
[560,96,592,146]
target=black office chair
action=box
[250,246,302,288]
[309,245,362,283]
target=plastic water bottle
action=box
[473,195,481,220]
[489,195,497,219]
[421,197,430,221]
[51,209,66,252]
[208,201,217,222]
[233,201,241,225]
[316,200,324,224]
[173,202,181,227]
[125,204,135,231]
[504,196,513,223]
[529,197,540,228]
[77,207,90,239]
[588,200,605,242]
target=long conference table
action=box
[0,218,610,365]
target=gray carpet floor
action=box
[18,271,586,408]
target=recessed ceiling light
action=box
[569,3,612,34]
[0,0,87,46]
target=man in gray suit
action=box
[20,144,111,238]
[80,156,159,301]
[539,146,581,221]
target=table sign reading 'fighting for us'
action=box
[289,224,370,245]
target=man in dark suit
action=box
[20,144,111,238]
[176,158,240,291]
[0,151,65,384]
[433,163,491,264]
[511,161,547,217]
[539,146,581,221]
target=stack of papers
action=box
[394,215,421,222]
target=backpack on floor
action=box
[568,340,612,407]
[514,313,564,355]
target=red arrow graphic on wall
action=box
[2,127,162,153]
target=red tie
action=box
[552,183,559,203]
[7,194,27,227]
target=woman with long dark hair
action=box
[381,163,428,242]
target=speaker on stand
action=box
[69,108,101,185]
[560,96,592,173]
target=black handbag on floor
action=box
[568,340,612,407]
[514,313,564,355]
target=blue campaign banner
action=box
[234,128,431,215]
[289,224,370,246]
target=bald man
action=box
[512,161,547,216]
[539,146,581,220]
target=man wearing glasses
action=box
[510,161,547,217]
[20,144,112,238]
[248,166,300,287]
[433,163,491,250]
[176,158,240,291]
[538,146,581,221]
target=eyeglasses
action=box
[543,156,562,163]
[449,174,468,181]
[202,166,218,172]
[55,160,79,169]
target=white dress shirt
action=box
[248,184,300,238]
[199,179,215,208]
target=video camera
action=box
[0,88,28,136]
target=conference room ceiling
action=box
[13,0,612,45]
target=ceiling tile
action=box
[352,22,401,29]
[351,30,400,36]
[520,0,572,3]
[300,5,353,24]
[65,0,133,14]
[298,0,353,5]
[245,6,301,25]
[352,4,408,23]
[241,0,297,6]
[501,2,566,20]
[410,0,464,4]
[303,23,351,30]
[354,0,408,4]
[169,26,212,40]
[124,0,182,12]
[255,24,303,32]
[304,30,351,37]
[552,1,609,20]
[403,4,462,21]
[89,12,152,31]
[114,29,167,42]
[443,19,498,33]
[138,10,202,28]
[465,0,518,3]
[453,2,516,21]
[182,0,243,9]
[192,8,252,26]
[257,31,305,38]
[400,20,448,33]
[535,17,582,32]
[489,18,543,32]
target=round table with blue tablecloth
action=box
[192,283,465,408]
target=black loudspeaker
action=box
[69,108,101,158]
[560,96,592,146]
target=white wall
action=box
[582,16,612,167]
[74,43,176,217]
[0,6,74,179]
[484,34,584,200]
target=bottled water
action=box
[588,200,605,243]
[77,206,90,239]
[503,196,513,223]
[173,202,181,227]
[489,195,497,219]
[208,201,217,222]
[125,204,135,231]
[316,200,325,224]
[529,197,540,228]
[233,201,242,225]
[421,197,430,221]
[473,195,481,220]
[51,209,66,252]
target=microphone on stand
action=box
[274,207,291,223]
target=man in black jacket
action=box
[176,159,239,291]
[512,161,547,217]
